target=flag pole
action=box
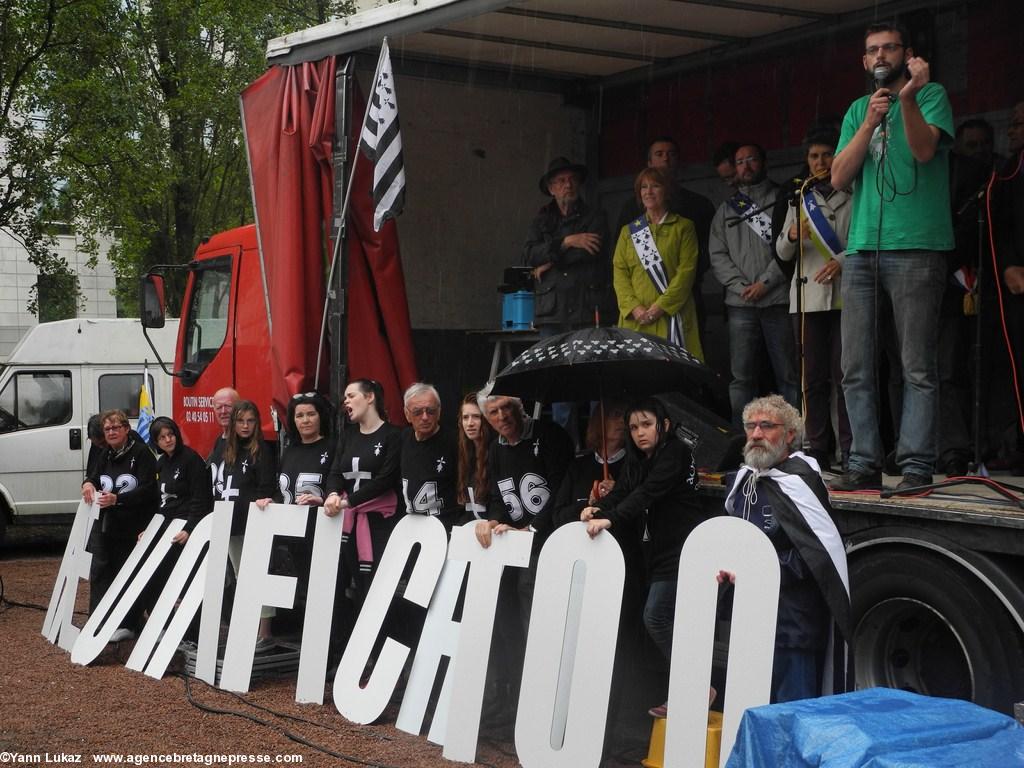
[314,39,390,391]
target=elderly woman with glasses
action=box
[81,408,159,642]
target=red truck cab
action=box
[170,225,275,455]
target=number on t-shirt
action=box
[403,478,441,515]
[99,474,139,495]
[279,472,324,505]
[497,473,550,522]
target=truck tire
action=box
[850,548,1024,714]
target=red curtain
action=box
[240,58,417,424]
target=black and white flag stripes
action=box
[359,39,405,232]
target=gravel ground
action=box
[0,550,647,768]
[0,553,529,768]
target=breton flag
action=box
[137,366,155,445]
[359,39,405,232]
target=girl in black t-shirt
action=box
[324,379,402,609]
[221,400,276,647]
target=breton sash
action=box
[800,187,844,261]
[627,216,685,349]
[727,190,773,243]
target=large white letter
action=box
[395,558,468,743]
[333,514,448,723]
[294,507,343,703]
[219,503,308,692]
[442,525,533,764]
[515,522,624,768]
[664,516,779,768]
[125,513,215,677]
[71,514,179,664]
[194,501,233,684]
[42,500,98,650]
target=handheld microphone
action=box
[873,64,890,91]
[873,65,894,131]
[873,65,898,103]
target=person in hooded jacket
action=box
[82,408,158,642]
[143,416,214,620]
[151,416,214,537]
[580,396,713,719]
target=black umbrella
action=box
[490,326,720,404]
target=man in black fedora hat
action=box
[524,156,610,421]
[524,156,610,430]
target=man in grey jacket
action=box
[710,143,800,426]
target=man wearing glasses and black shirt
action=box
[400,382,460,533]
[828,22,954,493]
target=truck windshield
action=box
[182,257,231,373]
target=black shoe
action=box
[896,473,932,492]
[943,460,969,477]
[828,470,882,491]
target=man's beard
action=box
[743,436,790,470]
[553,191,578,211]
[738,168,767,187]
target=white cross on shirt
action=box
[220,474,239,502]
[343,457,372,492]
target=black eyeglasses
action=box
[743,421,783,433]
[865,43,904,56]
[408,406,439,417]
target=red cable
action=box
[985,150,1024,433]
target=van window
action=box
[99,373,156,418]
[0,371,72,433]
[183,258,231,372]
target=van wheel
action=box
[850,548,1024,714]
[0,501,7,547]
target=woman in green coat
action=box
[612,167,704,361]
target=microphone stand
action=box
[725,170,830,229]
[884,172,1024,508]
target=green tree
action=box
[0,0,104,314]
[5,0,351,316]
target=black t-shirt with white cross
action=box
[325,421,402,509]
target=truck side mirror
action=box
[140,274,166,328]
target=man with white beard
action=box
[718,394,851,702]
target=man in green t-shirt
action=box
[828,22,953,493]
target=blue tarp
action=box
[726,688,1024,767]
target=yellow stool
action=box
[642,710,723,768]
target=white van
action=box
[0,318,178,538]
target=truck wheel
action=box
[850,548,1024,714]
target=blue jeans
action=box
[771,647,818,703]
[643,579,677,662]
[726,304,800,426]
[841,251,944,476]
